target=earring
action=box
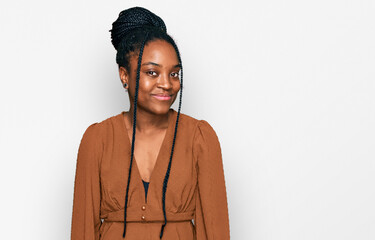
[123,83,128,88]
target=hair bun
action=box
[110,7,167,50]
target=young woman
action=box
[71,7,230,240]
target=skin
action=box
[119,39,181,182]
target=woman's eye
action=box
[171,72,180,78]
[147,71,157,76]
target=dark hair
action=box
[109,6,183,239]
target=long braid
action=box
[159,41,183,239]
[110,7,185,239]
[123,32,149,238]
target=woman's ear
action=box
[119,66,129,88]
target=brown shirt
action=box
[71,109,230,240]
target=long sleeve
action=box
[193,120,230,240]
[71,123,102,240]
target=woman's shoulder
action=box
[80,112,123,137]
[178,110,207,129]
[178,111,199,125]
[178,111,218,138]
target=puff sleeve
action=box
[193,120,230,240]
[71,123,102,240]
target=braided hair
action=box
[109,7,184,239]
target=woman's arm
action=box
[71,123,102,240]
[193,120,230,240]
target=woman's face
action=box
[119,39,181,115]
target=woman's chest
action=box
[99,133,198,212]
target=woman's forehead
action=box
[130,40,179,68]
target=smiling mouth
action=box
[152,95,172,100]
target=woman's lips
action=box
[152,94,172,100]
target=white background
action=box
[0,0,374,239]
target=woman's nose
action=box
[157,73,172,89]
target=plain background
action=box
[0,0,374,239]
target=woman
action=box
[71,7,230,240]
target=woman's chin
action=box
[144,105,171,116]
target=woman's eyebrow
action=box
[142,62,181,68]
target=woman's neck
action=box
[124,107,171,134]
